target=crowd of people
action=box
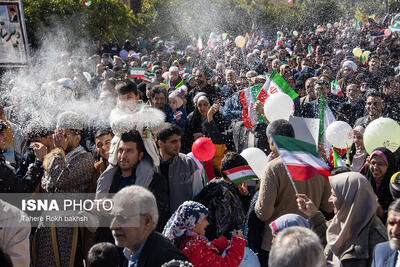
[2,13,400,267]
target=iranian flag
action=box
[271,135,331,181]
[257,70,298,104]
[318,90,336,145]
[131,67,145,80]
[131,68,154,82]
[223,165,258,184]
[330,79,343,98]
[239,85,266,129]
[197,35,203,51]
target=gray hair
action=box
[389,199,400,213]
[169,66,179,73]
[112,185,159,229]
[269,226,324,267]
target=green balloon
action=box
[364,118,400,154]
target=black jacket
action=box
[1,153,44,193]
[123,231,188,267]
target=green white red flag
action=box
[317,90,336,145]
[239,85,266,129]
[223,165,258,184]
[257,70,298,104]
[330,79,343,98]
[197,35,203,51]
[130,67,154,82]
[271,135,331,181]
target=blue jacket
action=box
[165,105,187,135]
[372,241,398,267]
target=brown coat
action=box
[255,156,332,251]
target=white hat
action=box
[57,78,74,89]
[342,60,357,72]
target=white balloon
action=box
[327,23,332,29]
[326,121,353,149]
[364,118,400,154]
[240,147,268,179]
[263,93,294,122]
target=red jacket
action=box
[180,234,245,267]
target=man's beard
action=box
[389,239,400,251]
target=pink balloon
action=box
[192,137,216,162]
[385,28,392,37]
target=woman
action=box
[297,172,387,267]
[349,126,367,172]
[183,92,231,154]
[163,201,245,267]
[361,147,396,222]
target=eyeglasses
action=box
[110,213,144,224]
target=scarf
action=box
[163,201,208,241]
[327,172,377,257]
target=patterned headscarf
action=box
[163,201,208,241]
[269,214,309,235]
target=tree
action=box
[22,0,137,47]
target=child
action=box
[167,86,188,135]
[87,242,120,267]
[163,201,245,267]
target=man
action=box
[96,131,169,230]
[0,121,46,193]
[364,55,385,90]
[300,77,317,115]
[34,111,94,267]
[372,199,400,267]
[149,85,168,111]
[303,79,339,118]
[354,90,385,128]
[110,185,188,267]
[255,120,332,266]
[269,226,325,267]
[0,199,31,267]
[383,76,400,123]
[0,102,26,167]
[187,67,220,114]
[220,70,237,102]
[156,124,203,213]
[194,152,251,241]
[167,66,182,89]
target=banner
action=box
[0,0,29,67]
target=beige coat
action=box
[0,199,31,267]
[255,156,332,251]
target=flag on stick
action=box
[223,165,258,184]
[239,85,265,129]
[332,146,346,168]
[257,70,298,104]
[271,135,331,181]
[330,79,343,98]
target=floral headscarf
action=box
[163,201,208,241]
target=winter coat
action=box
[180,234,245,267]
[95,156,170,231]
[220,91,242,121]
[122,231,189,267]
[231,120,269,154]
[165,105,188,135]
[0,199,31,267]
[155,153,204,213]
[0,152,43,193]
[183,109,230,153]
[194,178,250,241]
